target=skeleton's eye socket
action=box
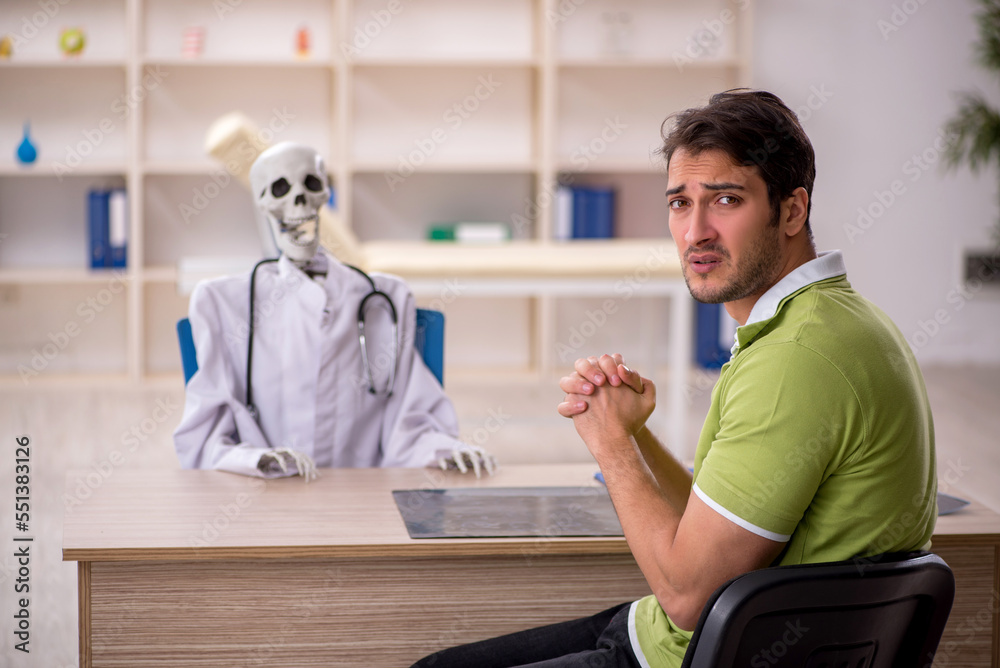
[270,178,291,198]
[304,174,324,192]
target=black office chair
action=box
[680,551,954,667]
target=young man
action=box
[411,90,937,667]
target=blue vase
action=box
[16,123,37,164]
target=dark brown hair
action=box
[659,89,816,230]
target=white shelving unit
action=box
[0,0,752,397]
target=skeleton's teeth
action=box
[280,215,318,227]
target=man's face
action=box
[666,149,785,317]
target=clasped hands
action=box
[558,353,656,450]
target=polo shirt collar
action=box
[732,250,847,354]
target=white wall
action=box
[752,0,1000,363]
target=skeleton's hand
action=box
[438,445,497,478]
[258,448,318,482]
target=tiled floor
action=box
[0,362,996,666]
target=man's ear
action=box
[781,187,809,238]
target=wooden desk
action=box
[63,465,1000,667]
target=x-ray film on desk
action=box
[392,487,625,539]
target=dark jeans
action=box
[410,602,641,668]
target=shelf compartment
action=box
[142,0,332,62]
[142,65,332,163]
[352,172,536,242]
[0,281,129,379]
[347,0,534,61]
[352,65,535,167]
[555,171,672,240]
[142,173,263,267]
[555,0,745,64]
[0,66,128,170]
[0,0,127,62]
[0,173,126,270]
[555,65,740,169]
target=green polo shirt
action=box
[630,251,937,667]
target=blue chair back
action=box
[177,308,445,386]
[176,318,199,385]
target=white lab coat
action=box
[173,248,464,477]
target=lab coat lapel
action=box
[277,255,325,459]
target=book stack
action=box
[554,185,615,240]
[88,188,128,269]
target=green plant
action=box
[944,0,1000,242]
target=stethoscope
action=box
[245,257,398,423]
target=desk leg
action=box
[78,562,91,668]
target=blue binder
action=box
[87,189,110,269]
[570,186,615,239]
[108,188,128,268]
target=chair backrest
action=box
[680,551,955,668]
[177,308,445,386]
[176,318,199,385]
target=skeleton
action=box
[246,143,496,480]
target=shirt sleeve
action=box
[172,281,292,478]
[376,284,466,468]
[693,340,864,540]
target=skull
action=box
[249,142,330,265]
